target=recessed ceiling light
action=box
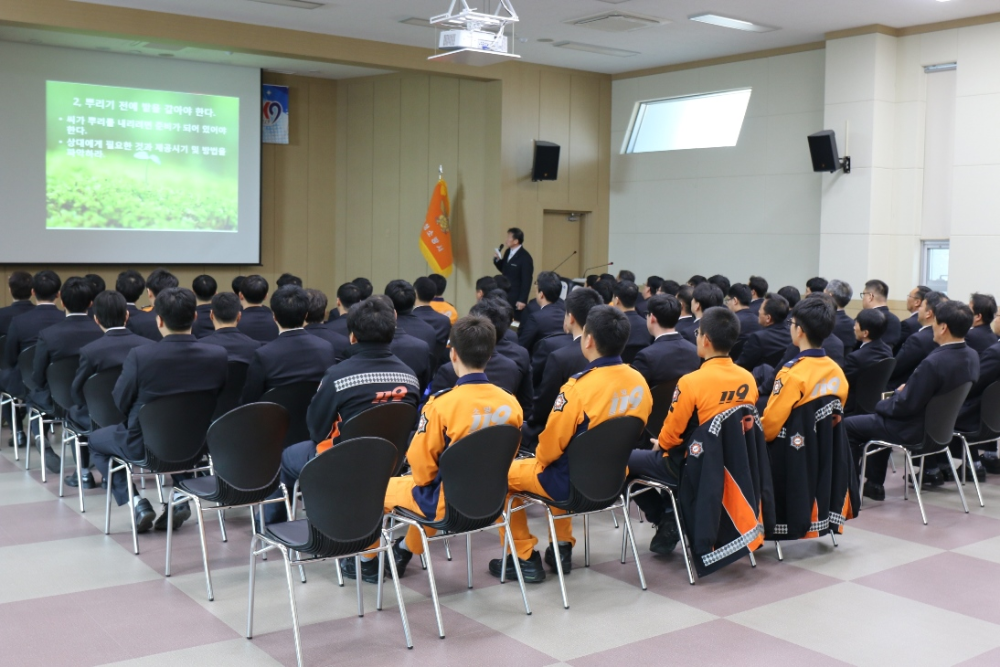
[552,41,639,57]
[537,37,554,43]
[400,17,433,28]
[689,13,777,32]
[245,0,325,9]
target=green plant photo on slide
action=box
[46,80,240,232]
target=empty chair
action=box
[212,361,250,421]
[260,381,319,447]
[954,380,1000,508]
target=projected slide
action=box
[46,81,239,232]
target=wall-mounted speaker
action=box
[807,130,849,173]
[532,141,560,182]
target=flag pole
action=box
[439,164,443,180]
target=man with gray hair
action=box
[825,279,856,351]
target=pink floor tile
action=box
[0,499,99,547]
[852,496,1000,549]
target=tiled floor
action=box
[4,426,1000,667]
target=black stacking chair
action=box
[506,416,646,609]
[853,358,897,414]
[644,382,678,442]
[212,361,250,421]
[104,391,218,554]
[860,382,972,524]
[19,347,58,481]
[0,335,26,462]
[165,402,290,601]
[261,381,319,447]
[247,437,412,666]
[45,357,88,509]
[390,424,529,638]
[621,343,646,365]
[954,380,1000,509]
[83,368,125,429]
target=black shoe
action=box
[44,447,61,474]
[923,467,944,487]
[65,471,96,489]
[981,456,1000,475]
[154,501,192,531]
[863,481,886,501]
[488,550,546,583]
[650,515,681,555]
[392,538,413,578]
[7,432,27,448]
[340,556,384,584]
[133,498,156,533]
[943,462,986,483]
[544,541,573,574]
[101,478,108,490]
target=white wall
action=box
[609,49,825,289]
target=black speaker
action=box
[807,130,841,173]
[532,141,560,182]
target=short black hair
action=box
[240,275,269,304]
[856,308,886,340]
[146,268,178,297]
[693,282,724,312]
[778,285,801,308]
[414,277,437,303]
[585,275,600,288]
[617,270,636,283]
[337,283,362,309]
[211,292,241,323]
[351,277,373,299]
[231,276,245,295]
[613,280,640,308]
[276,273,303,288]
[708,274,731,296]
[646,276,664,294]
[970,293,997,324]
[592,280,614,306]
[494,275,512,292]
[584,305,630,357]
[385,279,417,314]
[470,297,512,342]
[806,277,828,293]
[699,307,740,353]
[116,270,145,303]
[676,285,693,312]
[33,270,61,301]
[271,286,310,329]
[659,279,680,296]
[507,227,524,244]
[476,276,498,295]
[486,288,510,303]
[748,275,769,299]
[936,301,974,338]
[154,287,197,331]
[763,293,790,324]
[914,285,931,302]
[647,294,681,328]
[85,274,106,296]
[865,279,889,300]
[60,277,93,313]
[566,287,603,328]
[728,283,752,307]
[192,274,217,301]
[536,271,562,303]
[428,273,447,296]
[304,288,328,324]
[600,273,616,284]
[688,275,706,287]
[924,291,948,317]
[347,297,396,343]
[94,290,127,329]
[790,295,836,347]
[450,315,495,369]
[8,271,32,300]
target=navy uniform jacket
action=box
[898,312,920,350]
[530,336,587,427]
[530,333,573,389]
[630,332,700,390]
[737,323,791,371]
[735,309,762,343]
[1,304,66,396]
[396,312,439,363]
[412,305,451,352]
[493,246,534,308]
[125,304,161,341]
[679,317,699,345]
[237,306,279,342]
[777,335,845,369]
[872,342,979,445]
[199,327,262,365]
[843,339,892,413]
[519,301,566,351]
[832,310,856,352]
[430,352,529,410]
[495,336,533,415]
[191,304,215,339]
[241,329,335,404]
[748,298,764,315]
[69,328,154,428]
[0,300,34,337]
[624,310,653,348]
[957,340,1000,433]
[635,295,648,318]
[504,328,518,345]
[327,313,349,338]
[30,314,104,407]
[874,306,901,350]
[391,328,434,394]
[966,324,998,355]
[890,326,937,388]
[305,322,350,357]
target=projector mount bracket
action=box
[430,0,519,50]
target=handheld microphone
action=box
[582,261,613,276]
[551,250,577,273]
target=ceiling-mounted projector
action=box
[428,0,521,66]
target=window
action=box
[623,88,752,154]
[922,240,949,293]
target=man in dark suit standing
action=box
[518,271,566,352]
[736,293,791,372]
[191,275,217,339]
[304,288,350,355]
[117,270,159,341]
[88,287,228,532]
[199,293,262,365]
[860,279,902,350]
[0,271,34,337]
[492,227,534,321]
[241,286,336,404]
[843,309,891,415]
[237,275,279,343]
[631,293,699,390]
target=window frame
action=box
[622,87,752,155]
[921,239,950,293]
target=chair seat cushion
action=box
[176,476,219,499]
[266,520,311,549]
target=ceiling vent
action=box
[566,12,663,33]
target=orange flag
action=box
[419,177,454,277]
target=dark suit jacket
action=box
[777,335,845,370]
[1,304,66,396]
[530,333,574,389]
[199,327,262,365]
[391,328,434,394]
[843,339,892,414]
[898,312,920,350]
[305,322,350,357]
[735,309,762,343]
[31,314,104,405]
[631,332,700,390]
[957,341,1000,433]
[832,310,856,351]
[412,306,452,354]
[635,295,648,318]
[748,298,764,315]
[237,306,279,343]
[0,300,34,337]
[624,310,653,348]
[430,353,526,408]
[496,336,533,416]
[191,304,215,339]
[69,329,154,427]
[493,246,534,307]
[241,329,335,404]
[125,304,161,341]
[966,324,998,355]
[504,327,518,345]
[737,322,791,371]
[874,305,901,350]
[675,316,697,344]
[890,325,937,388]
[519,301,566,351]
[396,312,439,371]
[328,313,349,338]
[531,336,586,427]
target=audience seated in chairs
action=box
[303,288,350,355]
[842,308,892,415]
[426,273,458,325]
[737,293,791,373]
[890,290,946,388]
[118,270,159,342]
[326,282,361,336]
[198,292,262,364]
[237,275,279,343]
[191,274,217,339]
[518,271,566,352]
[612,280,653,351]
[825,279,857,351]
[630,293,699,392]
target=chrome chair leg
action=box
[74,436,86,513]
[502,513,531,615]
[830,531,839,547]
[165,493,176,577]
[246,535,258,639]
[945,449,970,514]
[466,533,473,590]
[620,497,646,591]
[775,541,784,561]
[382,529,414,649]
[906,451,929,525]
[195,499,214,601]
[583,514,591,568]
[417,527,445,638]
[610,508,619,529]
[962,436,985,508]
[354,556,364,618]
[125,462,140,554]
[665,487,695,585]
[280,545,304,667]
[444,537,452,561]
[218,505,228,542]
[748,551,757,568]
[58,429,67,498]
[546,511,569,609]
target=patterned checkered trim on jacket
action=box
[814,399,843,424]
[333,372,420,392]
[702,523,763,566]
[708,404,758,436]
[772,518,830,536]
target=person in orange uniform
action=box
[384,315,523,577]
[761,294,849,442]
[490,306,652,583]
[629,307,758,554]
[427,273,458,325]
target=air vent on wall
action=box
[566,12,663,33]
[553,41,639,57]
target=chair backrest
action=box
[852,357,897,414]
[0,335,7,371]
[212,361,249,421]
[137,391,218,470]
[46,356,80,413]
[206,402,289,500]
[566,416,645,511]
[979,381,1000,435]
[645,382,678,438]
[437,424,522,530]
[260,381,320,447]
[17,346,37,392]
[621,343,646,365]
[298,436,397,557]
[339,402,418,474]
[83,368,125,428]
[923,382,973,447]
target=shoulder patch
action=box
[672,386,681,403]
[772,378,784,395]
[552,392,568,412]
[416,412,429,434]
[689,441,704,458]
